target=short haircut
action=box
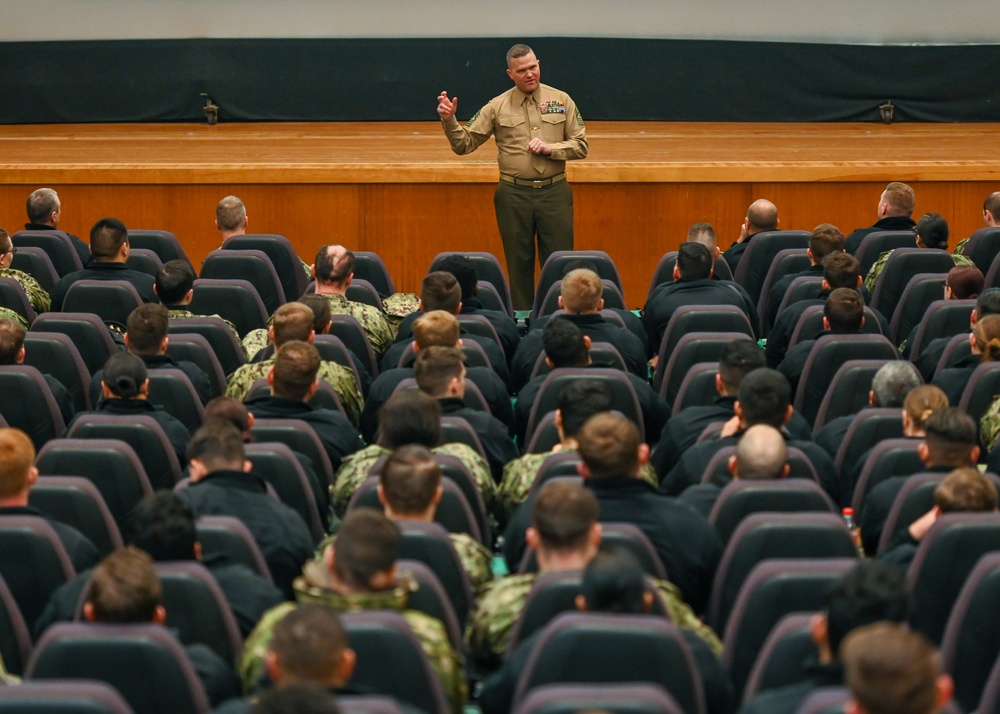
[916,213,949,250]
[0,428,35,499]
[270,604,348,686]
[26,188,59,224]
[718,340,766,394]
[735,424,789,480]
[581,549,647,614]
[576,412,641,479]
[531,480,599,552]
[421,271,461,313]
[974,313,1000,362]
[272,340,321,401]
[128,492,197,561]
[0,228,12,255]
[946,265,984,300]
[977,288,1000,318]
[0,317,26,365]
[187,418,246,469]
[558,379,613,437]
[543,317,588,368]
[923,407,978,467]
[687,222,716,249]
[413,310,460,349]
[251,683,341,714]
[299,294,332,334]
[746,199,778,232]
[87,548,162,624]
[506,43,534,66]
[332,509,401,590]
[126,303,169,354]
[89,218,129,260]
[560,269,603,313]
[377,389,442,448]
[314,245,355,284]
[824,561,910,657]
[824,287,865,332]
[272,302,315,346]
[935,467,998,513]
[203,396,251,435]
[102,352,148,399]
[154,260,196,305]
[380,445,442,515]
[883,182,916,217]
[676,242,713,281]
[985,192,1000,223]
[414,345,464,398]
[216,196,246,232]
[737,368,791,428]
[809,223,846,261]
[870,361,922,408]
[822,252,861,290]
[903,385,949,431]
[436,255,478,301]
[842,623,941,714]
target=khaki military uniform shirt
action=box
[443,84,588,179]
[0,267,50,313]
[321,293,396,355]
[224,357,364,427]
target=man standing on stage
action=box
[437,43,588,310]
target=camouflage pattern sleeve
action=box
[464,573,535,668]
[381,292,420,323]
[317,361,364,427]
[238,601,296,694]
[498,452,548,520]
[224,362,268,401]
[433,443,496,508]
[0,269,51,313]
[329,445,387,516]
[651,578,723,656]
[955,254,976,268]
[639,463,660,488]
[356,304,395,357]
[982,395,1000,452]
[864,250,892,294]
[403,610,468,714]
[954,237,970,256]
[449,532,495,595]
[0,307,28,330]
[241,328,269,361]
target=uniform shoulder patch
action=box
[575,107,585,126]
[465,110,481,125]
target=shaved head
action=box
[734,424,788,480]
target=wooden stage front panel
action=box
[0,122,997,306]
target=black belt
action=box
[499,173,566,188]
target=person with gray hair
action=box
[215,195,248,240]
[23,187,91,264]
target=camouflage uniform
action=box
[381,292,421,332]
[0,307,28,330]
[241,328,269,361]
[864,249,975,293]
[240,561,467,714]
[0,267,50,313]
[167,308,248,359]
[982,395,1000,452]
[330,443,495,516]
[466,571,721,668]
[954,237,970,256]
[225,357,364,427]
[499,448,659,521]
[321,294,396,356]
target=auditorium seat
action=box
[0,277,36,324]
[62,279,144,327]
[223,233,310,302]
[23,331,93,412]
[869,248,955,321]
[731,230,810,305]
[31,312,118,375]
[125,247,164,277]
[354,251,397,298]
[853,230,916,277]
[534,250,622,317]
[10,246,60,293]
[11,229,84,276]
[29,475,124,557]
[128,229,190,265]
[188,278,269,338]
[200,249,285,315]
[66,413,183,491]
[810,360,890,431]
[889,272,951,345]
[429,251,513,316]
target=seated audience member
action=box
[215,195,250,241]
[0,317,74,425]
[415,345,519,481]
[90,303,211,406]
[842,623,954,714]
[50,217,157,310]
[777,287,867,396]
[382,271,510,387]
[250,685,340,714]
[663,368,842,507]
[915,286,1000,383]
[330,389,492,516]
[879,467,998,571]
[513,318,670,447]
[954,191,1000,256]
[814,360,923,460]
[68,352,190,483]
[0,426,99,573]
[470,481,720,669]
[226,302,363,427]
[678,424,790,518]
[240,509,467,714]
[644,241,759,354]
[764,223,845,329]
[175,419,315,598]
[244,340,363,473]
[859,406,979,556]
[844,182,917,255]
[722,198,779,274]
[899,264,983,358]
[22,187,91,265]
[83,548,241,707]
[35,491,283,639]
[311,244,394,356]
[478,547,731,714]
[360,310,511,442]
[652,340,811,477]
[154,258,244,352]
[0,226,51,312]
[865,212,975,293]
[510,268,647,390]
[737,562,911,714]
[932,313,1000,406]
[687,222,721,264]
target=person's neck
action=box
[0,494,28,508]
[387,510,435,523]
[220,229,245,241]
[315,282,347,297]
[537,549,591,573]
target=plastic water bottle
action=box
[842,507,864,557]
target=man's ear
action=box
[83,602,96,622]
[672,265,681,281]
[310,264,317,279]
[637,442,651,466]
[868,389,876,406]
[266,366,275,386]
[918,441,930,463]
[936,673,955,711]
[243,459,254,473]
[557,295,565,310]
[376,484,388,508]
[152,604,167,625]
[971,445,982,464]
[525,526,540,550]
[338,647,357,685]
[574,594,588,612]
[810,612,828,647]
[582,335,592,351]
[727,454,738,478]
[265,650,283,685]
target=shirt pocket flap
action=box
[498,115,526,128]
[540,113,567,125]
